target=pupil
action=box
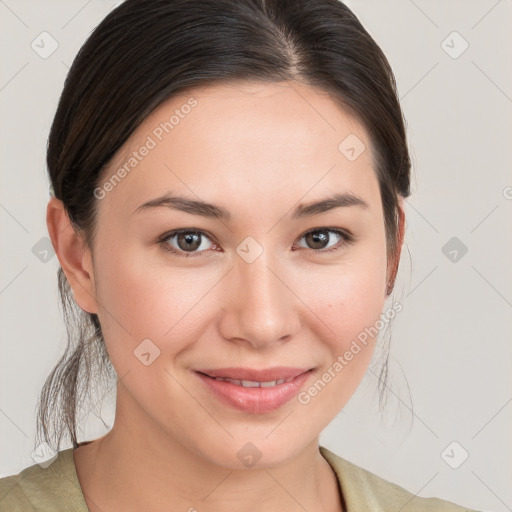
[308,231,328,249]
[179,232,201,251]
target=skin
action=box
[47,80,405,512]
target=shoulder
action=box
[0,448,88,512]
[319,446,480,511]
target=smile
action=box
[193,367,314,413]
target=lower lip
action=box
[195,370,313,414]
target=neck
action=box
[74,416,343,512]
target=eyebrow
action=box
[132,192,369,220]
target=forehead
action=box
[99,80,380,219]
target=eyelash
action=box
[157,227,355,258]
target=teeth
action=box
[212,376,294,387]
[241,380,261,387]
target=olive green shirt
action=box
[0,445,478,511]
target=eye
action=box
[158,227,354,258]
[294,228,354,253]
[159,229,217,257]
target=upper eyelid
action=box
[161,228,217,244]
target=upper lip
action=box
[194,366,312,382]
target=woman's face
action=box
[82,80,398,467]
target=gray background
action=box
[0,1,511,511]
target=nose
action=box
[217,250,302,350]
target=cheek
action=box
[94,227,387,379]
[93,245,221,368]
[298,244,388,340]
[295,247,387,395]
[295,282,385,415]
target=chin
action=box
[191,432,311,470]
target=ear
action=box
[386,196,406,296]
[46,197,98,314]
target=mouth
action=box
[193,366,314,413]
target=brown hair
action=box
[36,0,411,452]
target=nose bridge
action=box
[219,248,299,347]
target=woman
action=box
[0,0,479,510]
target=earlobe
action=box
[46,197,98,314]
